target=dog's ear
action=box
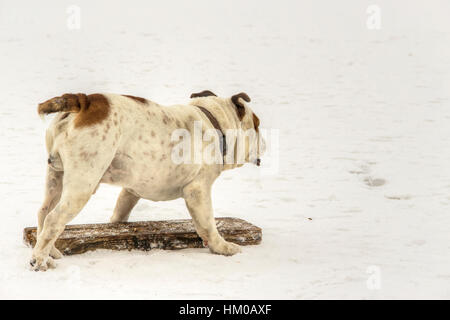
[190,90,217,98]
[231,92,251,120]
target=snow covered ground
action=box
[1,0,450,299]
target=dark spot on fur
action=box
[79,151,88,159]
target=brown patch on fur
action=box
[38,93,110,128]
[122,95,147,104]
[252,112,260,132]
[75,94,110,127]
[231,92,251,120]
[190,90,217,98]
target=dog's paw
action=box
[29,254,56,272]
[50,246,63,259]
[210,240,241,256]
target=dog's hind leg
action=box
[37,166,64,259]
[183,180,241,256]
[110,188,140,223]
[30,160,107,271]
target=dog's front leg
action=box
[110,188,140,223]
[183,181,241,256]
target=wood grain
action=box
[23,217,262,255]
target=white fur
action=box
[31,93,262,271]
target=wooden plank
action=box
[23,217,262,255]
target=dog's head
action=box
[229,92,265,166]
[190,90,265,167]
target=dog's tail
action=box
[38,93,87,117]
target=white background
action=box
[0,0,449,299]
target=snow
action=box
[1,0,450,299]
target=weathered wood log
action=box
[23,217,262,255]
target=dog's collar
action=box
[195,105,227,162]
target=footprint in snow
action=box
[364,177,386,187]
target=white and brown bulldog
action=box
[31,90,264,271]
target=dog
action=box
[31,90,264,271]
